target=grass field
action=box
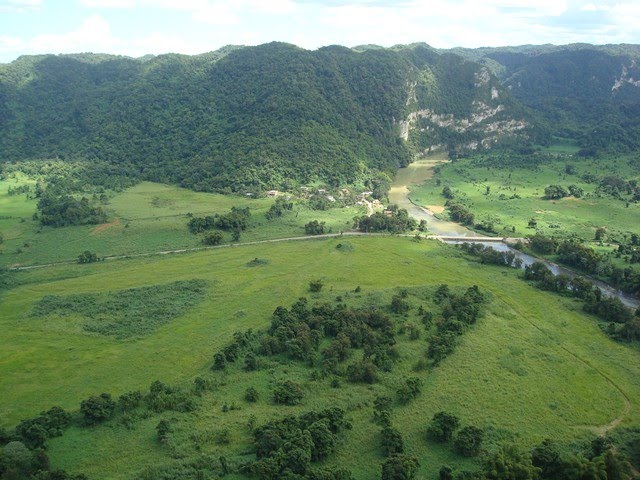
[408,154,640,241]
[1,236,639,479]
[0,181,367,267]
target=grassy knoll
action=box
[409,154,640,241]
[0,180,366,266]
[1,236,639,478]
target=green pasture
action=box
[409,154,640,241]
[1,236,638,479]
[0,180,366,266]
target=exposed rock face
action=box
[399,102,527,148]
[612,64,640,92]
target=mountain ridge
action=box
[1,42,638,192]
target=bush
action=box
[273,380,304,405]
[454,426,484,457]
[396,377,422,403]
[203,231,224,245]
[381,454,419,480]
[381,426,404,456]
[346,359,378,384]
[156,419,172,443]
[305,220,326,235]
[80,393,116,425]
[427,411,460,443]
[309,279,324,293]
[77,250,98,264]
[245,387,259,402]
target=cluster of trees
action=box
[188,206,251,241]
[36,193,107,227]
[427,284,487,365]
[543,184,583,199]
[265,197,293,219]
[529,234,640,295]
[596,176,639,200]
[458,243,524,269]
[427,411,484,457]
[355,206,417,233]
[524,261,639,341]
[304,220,326,235]
[445,201,475,226]
[244,408,352,480]
[0,406,82,479]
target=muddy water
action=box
[389,156,474,237]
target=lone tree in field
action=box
[77,250,98,264]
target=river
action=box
[390,155,640,309]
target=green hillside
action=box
[451,44,640,153]
[1,237,639,479]
[0,43,532,192]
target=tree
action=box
[212,352,226,370]
[544,185,568,199]
[273,380,304,405]
[119,390,143,413]
[77,250,98,263]
[454,426,484,457]
[308,418,336,461]
[305,220,326,235]
[203,231,224,245]
[2,441,33,473]
[80,393,116,425]
[390,294,410,314]
[381,426,405,456]
[381,454,419,480]
[156,419,172,443]
[396,377,422,403]
[245,387,259,402]
[427,411,460,443]
[309,279,324,292]
[531,439,564,479]
[439,466,454,480]
[484,444,541,480]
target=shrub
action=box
[454,426,484,457]
[427,411,460,443]
[245,387,259,403]
[80,393,116,425]
[273,380,304,405]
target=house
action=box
[266,190,279,197]
[326,195,336,202]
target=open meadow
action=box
[0,180,366,267]
[408,153,640,242]
[1,236,639,479]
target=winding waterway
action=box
[390,155,640,309]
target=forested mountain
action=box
[451,44,640,152]
[0,43,531,192]
[1,42,639,192]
